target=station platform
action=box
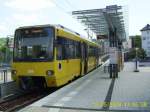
[19,62,150,112]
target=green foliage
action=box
[127,35,146,60]
[128,49,136,59]
[0,38,7,47]
[128,48,147,60]
[132,35,141,48]
[0,38,13,63]
[137,48,147,59]
[0,46,6,53]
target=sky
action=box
[0,0,150,37]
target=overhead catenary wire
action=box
[51,0,70,12]
[63,0,97,39]
[51,0,96,39]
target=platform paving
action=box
[19,62,150,112]
[111,62,150,111]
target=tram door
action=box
[81,43,88,75]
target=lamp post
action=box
[84,28,90,39]
[134,48,139,72]
[5,36,10,63]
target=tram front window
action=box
[13,27,54,61]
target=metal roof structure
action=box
[72,5,128,41]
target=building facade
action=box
[141,24,150,57]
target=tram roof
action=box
[16,24,99,47]
[56,24,100,47]
[16,24,56,30]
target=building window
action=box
[147,52,150,55]
[143,37,146,40]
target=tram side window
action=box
[56,37,66,60]
[88,46,91,56]
[95,48,98,57]
[93,47,96,57]
[88,46,98,57]
[98,48,101,56]
[88,46,93,56]
[74,42,80,58]
[63,39,74,59]
[57,37,73,60]
[57,37,81,60]
[68,42,74,58]
[57,45,63,60]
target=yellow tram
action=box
[11,24,102,89]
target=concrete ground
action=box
[19,62,150,112]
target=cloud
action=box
[0,25,7,32]
[0,24,9,37]
[12,13,39,25]
[5,0,55,11]
[0,13,43,36]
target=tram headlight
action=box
[46,70,54,76]
[11,70,17,75]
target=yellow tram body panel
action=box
[12,59,81,87]
[12,62,57,87]
[87,57,97,72]
[12,62,54,76]
[54,59,81,86]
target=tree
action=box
[128,48,136,60]
[127,35,146,60]
[0,38,13,63]
[132,35,141,48]
[137,48,147,59]
[0,46,6,62]
[128,48,146,60]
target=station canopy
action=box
[72,5,128,41]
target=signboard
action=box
[97,35,108,40]
[109,47,118,64]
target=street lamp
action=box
[134,47,139,72]
[84,28,90,39]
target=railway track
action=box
[0,89,52,112]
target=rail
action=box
[0,89,49,112]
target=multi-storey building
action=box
[141,24,150,57]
